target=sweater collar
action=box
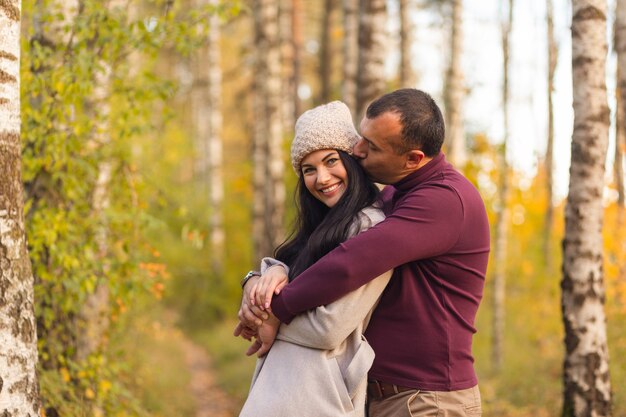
[392,152,446,191]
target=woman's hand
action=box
[249,265,289,310]
[238,275,268,328]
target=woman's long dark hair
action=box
[274,150,379,281]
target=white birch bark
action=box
[356,0,387,120]
[291,0,303,121]
[253,0,285,261]
[561,1,612,416]
[0,1,41,414]
[320,0,336,103]
[342,0,358,120]
[206,0,225,273]
[190,0,225,273]
[444,0,466,168]
[615,0,626,284]
[544,0,558,269]
[280,0,295,129]
[492,0,513,372]
[398,0,416,88]
[615,0,625,207]
[77,0,124,361]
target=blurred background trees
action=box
[2,0,625,415]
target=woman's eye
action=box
[302,167,314,174]
[327,158,338,165]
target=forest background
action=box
[1,0,626,416]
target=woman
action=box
[238,101,393,417]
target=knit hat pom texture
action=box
[291,101,360,173]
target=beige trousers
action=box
[368,385,482,417]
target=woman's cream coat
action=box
[239,206,392,417]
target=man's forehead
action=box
[360,114,402,144]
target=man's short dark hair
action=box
[365,89,445,157]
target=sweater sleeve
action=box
[271,186,464,323]
[275,269,392,350]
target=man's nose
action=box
[353,138,367,159]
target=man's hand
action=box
[233,322,257,341]
[246,313,280,357]
[249,265,289,310]
[238,275,269,328]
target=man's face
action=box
[353,112,408,184]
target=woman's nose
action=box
[317,167,331,184]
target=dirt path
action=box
[180,332,237,417]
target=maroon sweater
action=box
[271,153,490,391]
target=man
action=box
[239,89,490,416]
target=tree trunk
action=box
[543,0,558,270]
[191,0,225,274]
[279,0,295,129]
[320,0,336,103]
[292,0,303,120]
[77,0,126,361]
[356,0,387,120]
[206,0,225,274]
[342,0,358,120]
[0,1,41,414]
[398,0,416,88]
[561,1,612,416]
[616,0,626,284]
[616,0,625,208]
[253,0,286,262]
[492,0,513,372]
[444,0,466,168]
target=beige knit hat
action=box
[291,101,360,173]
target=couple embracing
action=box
[235,89,490,417]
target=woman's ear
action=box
[405,150,425,170]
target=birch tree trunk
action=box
[615,0,625,208]
[492,0,513,372]
[561,1,612,415]
[191,0,225,275]
[398,0,416,88]
[253,0,285,262]
[280,0,296,128]
[0,1,41,414]
[292,0,303,121]
[615,0,626,284]
[320,0,336,103]
[444,0,466,168]
[77,0,123,361]
[206,0,224,274]
[342,0,358,120]
[356,0,387,120]
[543,0,558,270]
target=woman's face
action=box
[300,149,348,208]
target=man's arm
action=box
[271,188,464,323]
[277,269,392,350]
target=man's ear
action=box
[405,150,425,169]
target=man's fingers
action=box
[246,340,262,356]
[241,304,263,326]
[233,322,243,337]
[250,304,269,321]
[257,342,271,357]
